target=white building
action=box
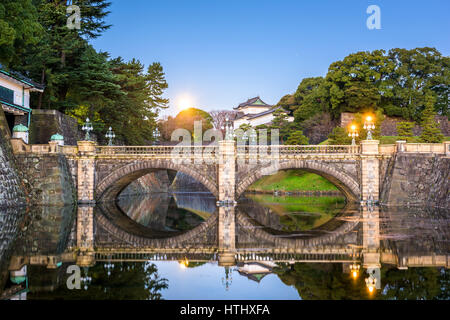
[232,96,293,128]
[0,65,44,137]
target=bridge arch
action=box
[235,206,360,248]
[236,160,360,201]
[95,201,218,247]
[95,159,218,201]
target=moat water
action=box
[0,192,448,300]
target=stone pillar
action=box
[361,205,381,289]
[396,140,406,153]
[76,205,96,267]
[218,206,236,267]
[218,140,236,203]
[444,141,450,156]
[77,140,96,204]
[360,140,380,203]
[12,124,29,144]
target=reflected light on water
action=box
[179,257,189,269]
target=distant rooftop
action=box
[233,96,272,110]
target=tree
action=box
[397,121,415,141]
[292,77,330,122]
[419,92,444,143]
[0,0,42,66]
[9,0,112,110]
[209,110,238,136]
[386,47,449,120]
[327,127,352,145]
[326,50,394,118]
[269,108,297,143]
[147,62,169,112]
[285,131,309,145]
[165,108,213,140]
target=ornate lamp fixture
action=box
[153,127,160,145]
[221,267,233,291]
[223,117,234,140]
[349,263,361,279]
[104,256,115,276]
[81,267,92,290]
[105,127,115,146]
[365,275,377,293]
[363,116,375,140]
[348,124,359,145]
[82,118,93,141]
[179,257,189,268]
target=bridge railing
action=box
[96,145,219,158]
[236,144,360,156]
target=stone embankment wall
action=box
[14,153,76,206]
[0,110,26,208]
[29,109,80,145]
[119,171,171,197]
[170,172,210,193]
[380,153,449,208]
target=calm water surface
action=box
[0,192,448,300]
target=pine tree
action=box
[396,121,414,141]
[419,92,444,143]
[147,62,169,112]
[286,131,309,145]
[328,127,352,145]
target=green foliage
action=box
[3,0,166,145]
[387,47,449,120]
[0,0,43,66]
[419,92,444,143]
[172,108,213,139]
[396,121,415,141]
[278,47,448,134]
[248,170,338,192]
[285,130,309,145]
[326,50,394,118]
[29,262,168,300]
[327,127,351,145]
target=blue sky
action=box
[91,0,450,118]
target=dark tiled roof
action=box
[233,96,272,110]
[0,64,45,90]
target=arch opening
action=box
[95,160,218,202]
[237,162,360,202]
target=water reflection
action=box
[0,192,448,300]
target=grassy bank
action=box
[248,170,339,192]
[245,194,346,231]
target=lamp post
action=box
[348,124,359,146]
[82,118,94,141]
[153,127,160,145]
[221,267,233,291]
[365,274,377,294]
[105,127,115,146]
[349,263,361,279]
[363,116,375,140]
[104,256,115,276]
[81,267,92,290]
[223,117,234,140]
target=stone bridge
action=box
[10,138,450,205]
[73,139,385,204]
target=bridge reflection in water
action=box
[2,193,449,300]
